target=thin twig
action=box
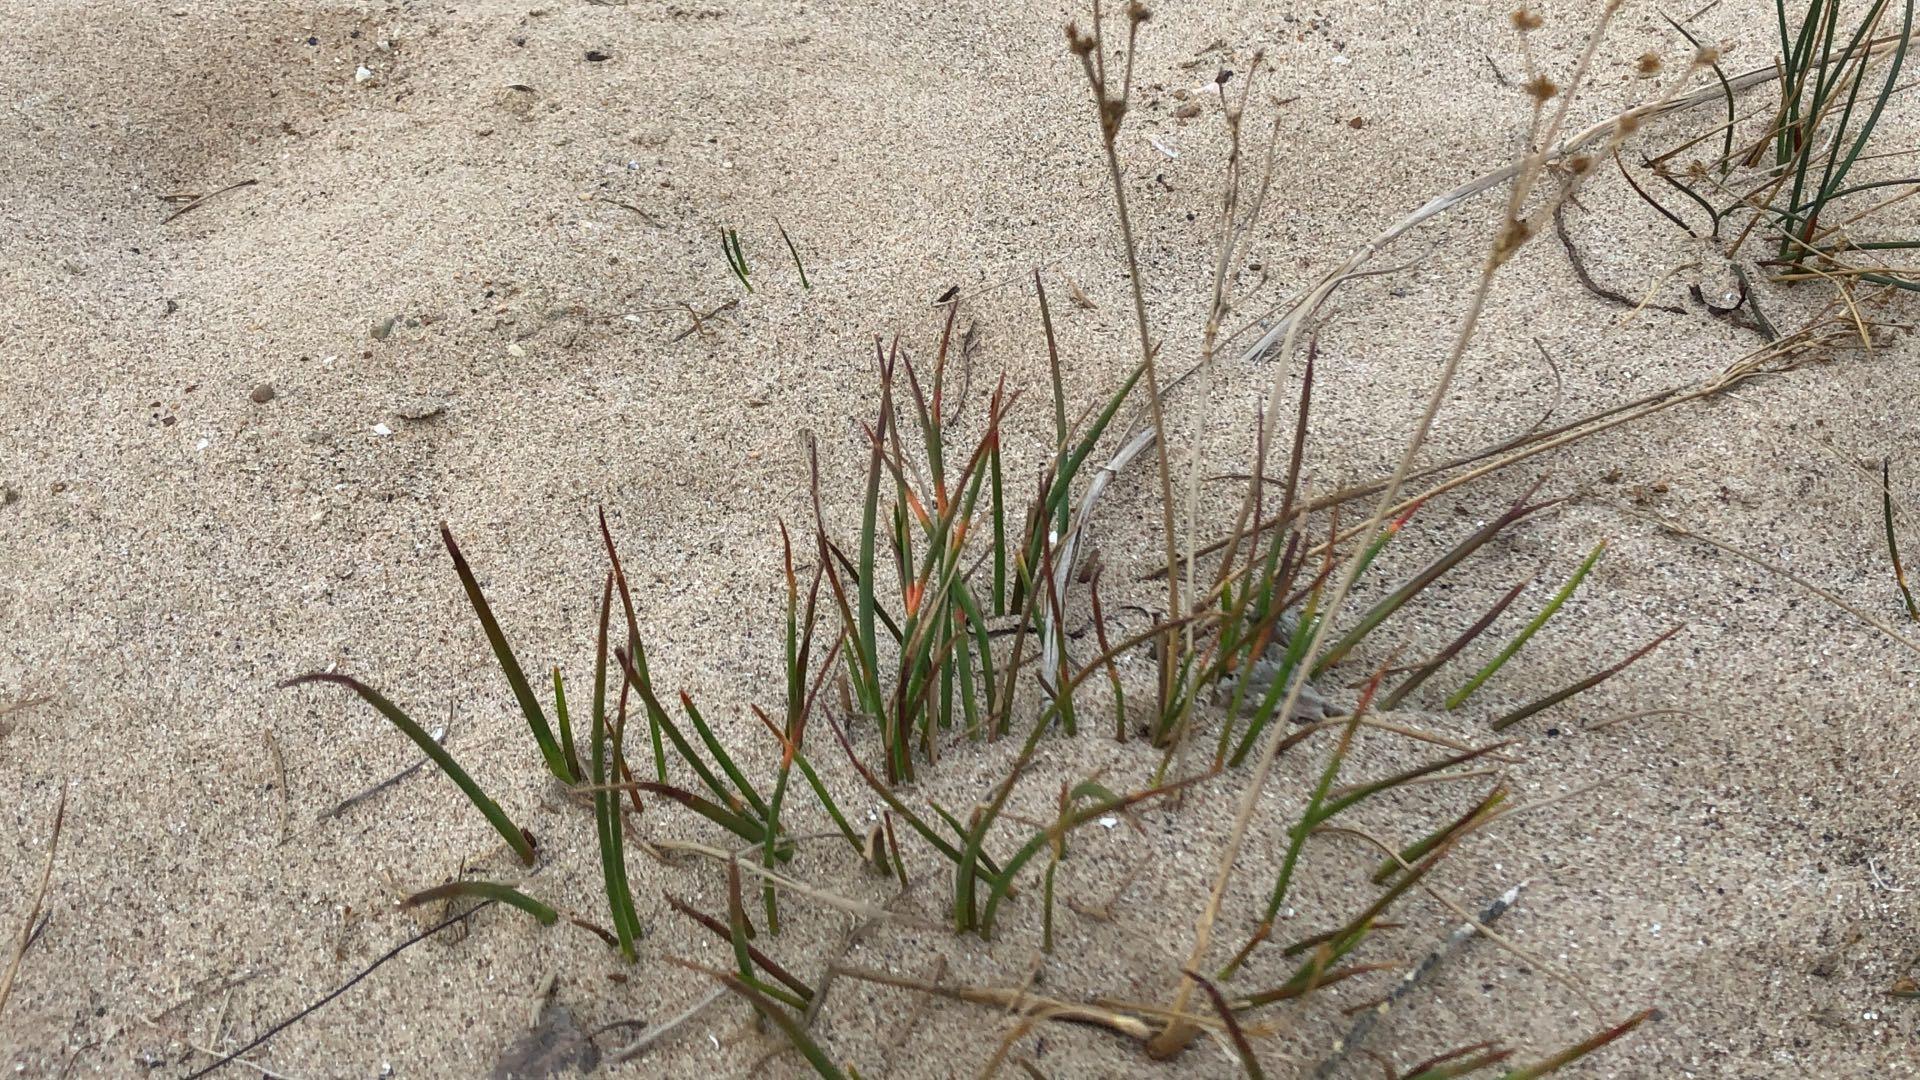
[1624,507,1920,657]
[162,179,259,224]
[1555,200,1687,313]
[318,720,451,820]
[611,987,728,1062]
[185,1043,302,1080]
[0,783,67,1016]
[1309,882,1526,1078]
[670,299,740,343]
[264,730,291,845]
[181,903,496,1078]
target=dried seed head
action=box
[1635,51,1663,77]
[1510,7,1543,31]
[1526,74,1559,102]
[1066,21,1096,56]
[1565,153,1595,176]
[1127,1,1152,24]
[1694,45,1721,66]
[1493,216,1534,261]
[1615,112,1642,137]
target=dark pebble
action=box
[585,50,611,62]
[250,383,277,404]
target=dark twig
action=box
[162,179,259,224]
[1553,201,1686,314]
[182,902,496,1078]
[0,783,67,1016]
[1613,149,1698,236]
[671,299,740,343]
[319,714,452,820]
[596,197,665,227]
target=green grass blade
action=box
[1372,789,1508,886]
[441,524,574,783]
[696,965,847,1079]
[597,510,669,783]
[614,646,740,811]
[592,574,639,958]
[1498,1009,1656,1079]
[1491,624,1683,731]
[1447,540,1606,710]
[638,781,768,847]
[680,692,770,819]
[1381,574,1533,711]
[550,667,581,786]
[402,881,556,925]
[777,221,810,290]
[724,228,753,292]
[1316,491,1556,676]
[1036,272,1070,538]
[280,672,534,865]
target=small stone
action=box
[371,316,396,341]
[1,486,18,508]
[1173,101,1201,119]
[371,423,394,437]
[354,65,374,83]
[396,396,449,421]
[506,343,526,358]
[584,50,612,62]
[249,383,277,404]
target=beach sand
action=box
[2,1,1916,1076]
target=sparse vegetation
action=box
[228,0,1917,1077]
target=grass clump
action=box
[264,2,1831,1075]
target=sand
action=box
[2,0,1916,1077]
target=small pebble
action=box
[371,423,394,437]
[1173,101,1201,119]
[396,396,449,421]
[506,343,526,358]
[249,383,276,404]
[371,316,396,341]
[354,65,373,83]
[584,50,611,62]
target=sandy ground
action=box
[3,0,1918,1077]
